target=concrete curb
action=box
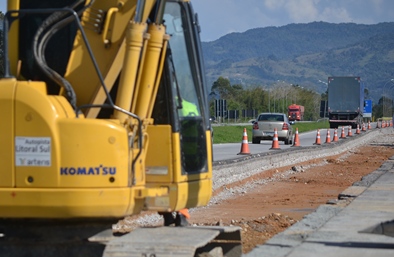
[212,129,382,191]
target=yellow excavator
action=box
[0,0,241,256]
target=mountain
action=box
[201,22,394,103]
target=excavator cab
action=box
[153,2,210,174]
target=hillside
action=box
[201,22,394,102]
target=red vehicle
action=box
[288,104,304,121]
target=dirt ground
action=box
[189,144,394,254]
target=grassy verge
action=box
[212,121,329,144]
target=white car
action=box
[252,113,294,145]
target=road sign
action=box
[363,99,372,118]
[215,99,227,118]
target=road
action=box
[213,127,362,162]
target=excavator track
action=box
[103,226,242,257]
[0,219,115,257]
[0,219,241,257]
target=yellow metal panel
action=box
[175,179,212,210]
[205,130,213,176]
[134,186,168,199]
[144,179,212,212]
[0,188,135,218]
[145,127,213,185]
[170,132,212,183]
[14,81,65,187]
[132,24,166,119]
[130,147,147,187]
[171,132,183,182]
[13,81,130,188]
[57,118,130,188]
[64,0,133,108]
[143,127,213,211]
[85,40,126,118]
[64,0,156,112]
[48,95,78,119]
[113,22,147,123]
[7,0,18,10]
[145,125,173,182]
[145,34,169,120]
[7,0,20,77]
[0,78,17,187]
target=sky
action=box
[192,0,394,42]
[0,2,6,14]
[1,0,393,42]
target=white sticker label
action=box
[145,166,168,175]
[15,137,51,166]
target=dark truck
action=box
[327,76,364,128]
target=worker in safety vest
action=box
[177,99,199,225]
[180,98,199,117]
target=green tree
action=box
[364,88,370,100]
[320,90,328,101]
[210,77,325,121]
[211,77,232,99]
[372,97,383,119]
[243,86,266,113]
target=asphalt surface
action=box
[246,130,394,257]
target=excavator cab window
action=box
[152,1,209,174]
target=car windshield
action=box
[258,114,284,122]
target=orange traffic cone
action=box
[347,125,353,137]
[356,124,360,134]
[313,129,321,145]
[270,128,281,150]
[325,129,331,144]
[292,128,301,147]
[367,121,371,130]
[237,128,251,155]
[362,123,366,132]
[178,208,191,219]
[340,126,346,139]
[332,128,339,142]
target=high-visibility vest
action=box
[181,100,199,117]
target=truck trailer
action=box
[327,76,364,128]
